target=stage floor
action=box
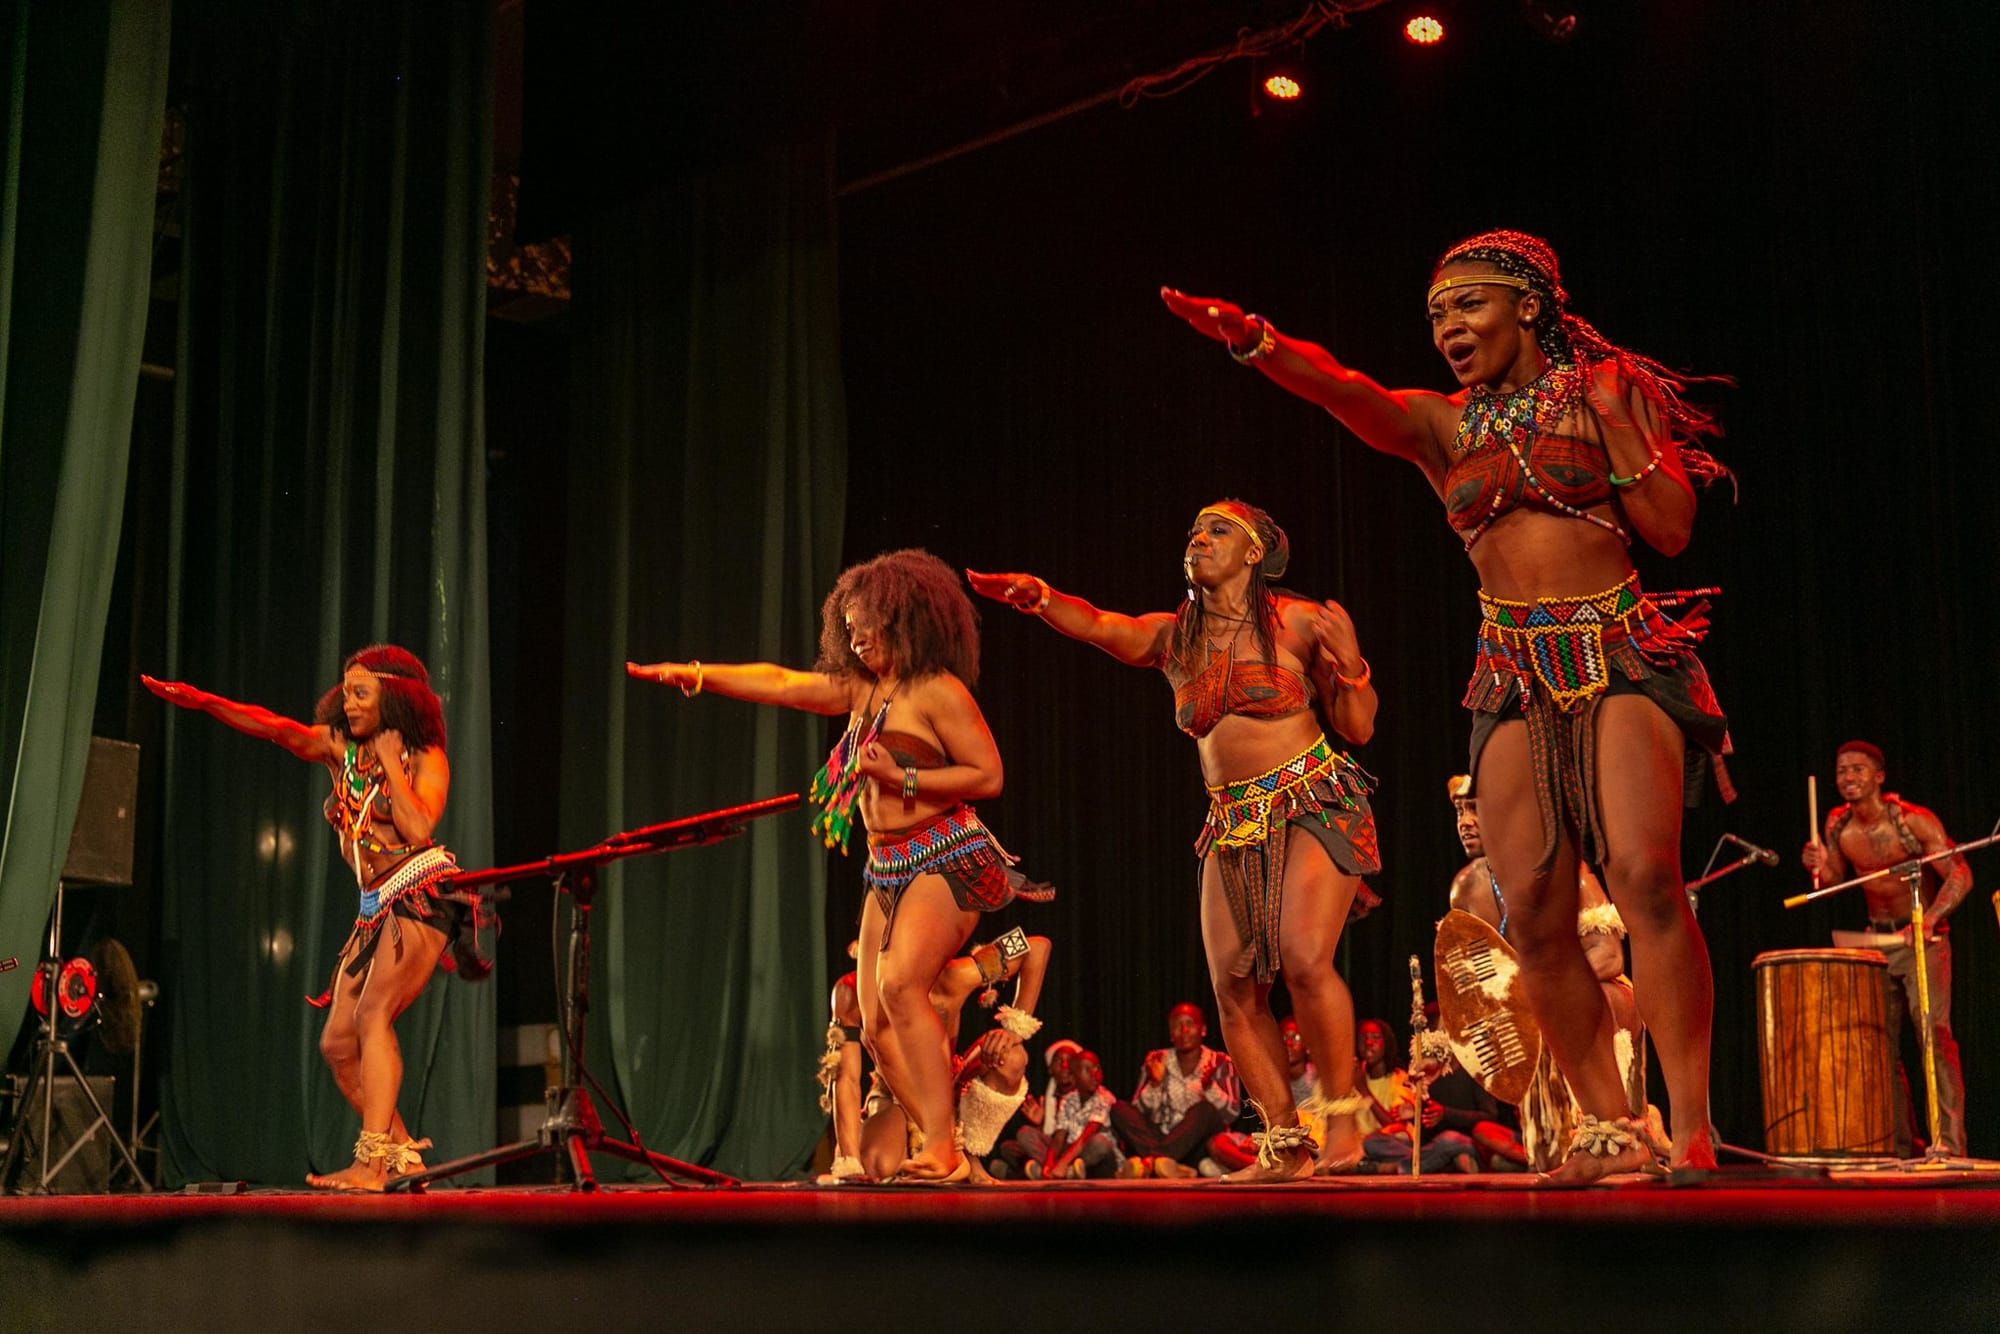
[7,1170,2000,1331]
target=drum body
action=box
[1753,948,1895,1157]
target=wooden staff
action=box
[1808,774,1822,890]
[1407,955,1429,1179]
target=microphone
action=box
[1724,833,1780,867]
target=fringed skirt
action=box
[1193,735,1381,984]
[863,805,1054,949]
[1464,573,1733,875]
[309,845,487,1008]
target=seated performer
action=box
[633,549,1051,1183]
[1441,775,1648,1171]
[1111,1001,1244,1178]
[1356,1018,1480,1175]
[1016,1049,1122,1179]
[827,926,1051,1182]
[995,1038,1079,1176]
[143,647,489,1190]
[970,497,1381,1181]
[1801,741,1971,1156]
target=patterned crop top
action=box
[1442,361,1628,549]
[1171,643,1315,740]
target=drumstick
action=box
[1808,774,1821,890]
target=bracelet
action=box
[680,661,703,697]
[1335,656,1371,691]
[1228,314,1276,364]
[1609,451,1663,487]
[902,765,918,801]
[1016,577,1051,615]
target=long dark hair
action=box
[1170,499,1292,673]
[814,549,981,687]
[313,644,448,751]
[1434,229,1730,484]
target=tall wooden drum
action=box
[1753,948,1895,1157]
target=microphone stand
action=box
[1684,836,1770,916]
[1782,826,2000,1172]
[386,792,802,1193]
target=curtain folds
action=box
[562,136,847,1180]
[0,0,171,1053]
[157,0,494,1186]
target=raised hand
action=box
[964,569,1045,611]
[141,674,193,705]
[627,660,688,689]
[1160,287,1254,347]
[1311,599,1361,669]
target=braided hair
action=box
[1172,499,1292,671]
[1434,229,1731,485]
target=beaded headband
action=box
[1426,272,1531,306]
[1195,505,1264,559]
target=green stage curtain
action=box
[157,0,494,1186]
[561,137,847,1179]
[0,0,169,1054]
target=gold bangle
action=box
[1335,656,1371,691]
[1228,314,1276,365]
[681,661,704,697]
[1018,577,1051,614]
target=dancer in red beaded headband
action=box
[1164,230,1733,1180]
[970,499,1382,1182]
[143,645,488,1190]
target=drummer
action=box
[1800,741,1972,1156]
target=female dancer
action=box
[630,549,1048,1183]
[1164,229,1730,1177]
[970,499,1380,1181]
[143,645,483,1190]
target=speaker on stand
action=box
[0,738,153,1194]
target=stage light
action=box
[1404,15,1445,45]
[1262,73,1302,101]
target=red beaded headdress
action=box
[1435,230,1731,486]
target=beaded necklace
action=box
[808,680,901,853]
[333,741,413,883]
[1451,362,1628,545]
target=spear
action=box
[1407,954,1429,1179]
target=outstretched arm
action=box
[141,675,334,764]
[966,570,1175,668]
[626,660,856,715]
[1161,289,1455,476]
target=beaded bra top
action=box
[323,741,427,884]
[1443,362,1627,549]
[1172,641,1315,740]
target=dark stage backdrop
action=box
[155,0,497,1186]
[831,1,2000,1150]
[558,137,848,1180]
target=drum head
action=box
[1434,909,1542,1106]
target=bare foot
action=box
[1671,1123,1718,1171]
[1316,1120,1364,1175]
[894,1149,968,1183]
[1220,1146,1315,1184]
[307,1159,389,1192]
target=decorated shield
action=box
[1433,909,1542,1106]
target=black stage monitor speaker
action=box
[62,737,139,888]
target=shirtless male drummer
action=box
[1800,741,1972,1156]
